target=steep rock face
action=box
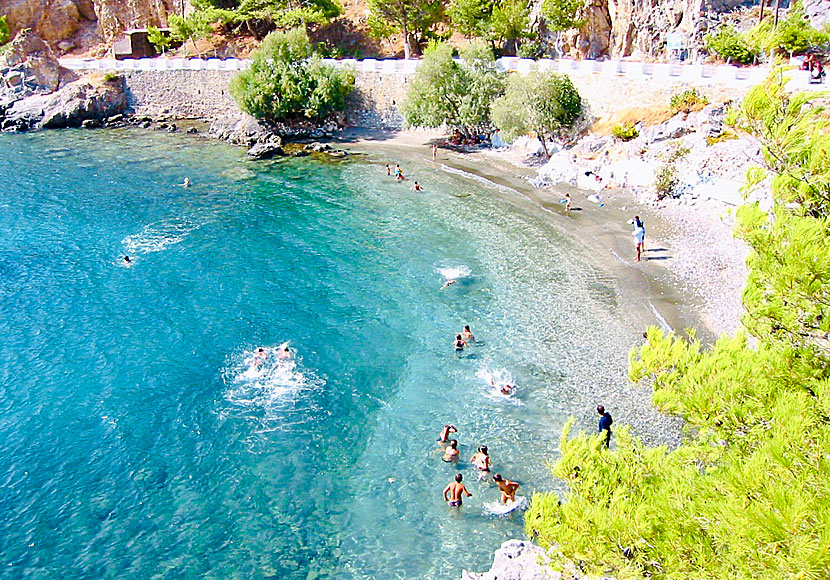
[3,0,177,52]
[0,29,76,108]
[804,0,830,28]
[560,0,751,60]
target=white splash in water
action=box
[123,217,200,255]
[437,265,472,281]
[482,496,528,516]
[476,366,522,405]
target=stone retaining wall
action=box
[121,66,749,129]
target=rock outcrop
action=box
[558,0,752,60]
[3,0,177,53]
[804,0,830,29]
[462,540,561,580]
[0,30,127,130]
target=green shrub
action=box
[103,72,119,82]
[653,143,689,199]
[748,2,830,56]
[705,26,758,65]
[669,88,709,114]
[230,27,354,123]
[0,15,9,46]
[611,122,639,141]
[516,40,544,59]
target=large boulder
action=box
[2,74,127,130]
[0,28,75,95]
[804,0,830,29]
[246,141,286,160]
[209,113,281,147]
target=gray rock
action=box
[167,123,177,132]
[81,119,99,128]
[186,127,198,134]
[247,141,285,160]
[305,141,331,152]
[209,113,280,147]
[462,540,560,580]
[141,120,152,128]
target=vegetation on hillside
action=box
[229,27,354,122]
[0,15,9,47]
[524,69,830,579]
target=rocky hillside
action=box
[0,0,805,59]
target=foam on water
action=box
[122,217,200,255]
[482,496,528,516]
[438,265,472,281]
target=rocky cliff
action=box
[559,0,755,60]
[3,0,177,54]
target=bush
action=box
[654,143,689,199]
[230,28,355,123]
[517,40,544,59]
[749,2,830,56]
[103,72,119,82]
[705,26,758,65]
[0,15,9,46]
[611,122,639,141]
[670,88,709,114]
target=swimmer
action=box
[411,181,422,191]
[500,383,515,396]
[252,347,268,367]
[493,473,520,503]
[461,325,474,342]
[443,439,459,463]
[439,424,458,442]
[453,334,466,353]
[440,278,456,290]
[443,473,472,508]
[123,255,132,266]
[278,346,292,361]
[470,445,490,472]
[178,177,191,187]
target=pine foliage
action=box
[526,71,830,579]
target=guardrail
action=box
[60,56,771,86]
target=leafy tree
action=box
[402,41,505,137]
[749,1,830,56]
[235,0,341,29]
[491,71,582,158]
[541,0,585,57]
[229,27,354,122]
[447,0,493,37]
[169,12,217,56]
[0,15,9,46]
[705,26,758,64]
[489,0,532,55]
[147,26,172,54]
[366,0,443,59]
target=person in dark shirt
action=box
[597,405,613,448]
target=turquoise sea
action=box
[0,129,651,579]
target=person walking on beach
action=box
[443,473,472,507]
[565,192,572,212]
[493,474,519,503]
[633,223,645,262]
[597,405,613,448]
[432,144,438,161]
[439,424,457,442]
[386,164,391,176]
[628,215,645,250]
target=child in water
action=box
[454,334,466,354]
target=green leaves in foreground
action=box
[230,28,354,122]
[527,329,830,579]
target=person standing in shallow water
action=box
[597,405,613,448]
[443,473,472,507]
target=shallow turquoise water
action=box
[0,129,645,579]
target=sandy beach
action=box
[338,128,748,345]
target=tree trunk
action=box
[402,18,411,60]
[773,0,781,27]
[538,133,550,159]
[759,0,766,23]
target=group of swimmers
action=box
[439,424,520,508]
[439,324,521,509]
[385,163,423,191]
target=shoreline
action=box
[335,128,746,345]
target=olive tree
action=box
[402,40,505,137]
[366,0,443,59]
[491,71,582,158]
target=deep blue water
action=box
[0,129,643,579]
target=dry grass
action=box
[591,106,675,135]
